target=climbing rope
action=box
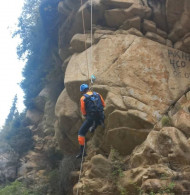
[80,0,95,89]
[76,1,93,194]
[76,143,86,195]
[80,0,90,86]
[90,0,93,78]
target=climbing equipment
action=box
[80,0,95,89]
[76,1,94,194]
[91,74,96,84]
[76,143,86,195]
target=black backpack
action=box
[83,92,103,114]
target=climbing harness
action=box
[76,1,93,194]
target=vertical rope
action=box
[90,0,94,90]
[80,0,90,85]
[76,2,93,194]
[76,143,86,195]
[91,0,93,74]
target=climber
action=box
[76,84,105,159]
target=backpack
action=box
[83,92,103,114]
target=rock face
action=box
[0,145,18,183]
[17,0,190,194]
[54,0,190,194]
[121,126,190,195]
[60,34,190,156]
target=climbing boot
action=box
[76,145,86,159]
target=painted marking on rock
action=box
[168,49,190,79]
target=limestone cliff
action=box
[19,0,190,194]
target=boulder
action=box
[105,8,129,28]
[171,110,190,137]
[187,91,190,100]
[88,154,112,178]
[105,4,151,28]
[169,93,190,137]
[106,91,126,111]
[55,89,81,154]
[145,32,166,45]
[166,0,185,31]
[74,177,114,195]
[124,3,151,19]
[121,16,141,31]
[94,28,114,37]
[130,127,190,169]
[0,144,18,183]
[33,87,50,112]
[42,100,56,135]
[123,96,160,122]
[58,0,105,60]
[70,34,92,53]
[145,0,168,31]
[119,164,177,195]
[106,127,150,155]
[116,28,143,37]
[73,154,114,194]
[168,0,190,42]
[143,19,157,33]
[26,109,43,124]
[102,0,136,9]
[174,34,190,53]
[116,126,190,194]
[166,39,173,47]
[107,110,154,130]
[156,28,168,39]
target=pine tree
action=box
[5,95,18,126]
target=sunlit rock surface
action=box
[14,0,190,194]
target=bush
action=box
[59,156,79,195]
[161,115,171,127]
[1,112,33,157]
[0,181,37,195]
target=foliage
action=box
[14,0,61,108]
[112,163,124,177]
[4,95,18,126]
[0,181,37,195]
[118,186,127,195]
[0,97,33,157]
[44,147,62,169]
[46,169,60,195]
[83,184,92,195]
[139,182,175,195]
[59,156,79,195]
[110,148,125,178]
[157,182,175,195]
[1,112,33,156]
[161,115,171,127]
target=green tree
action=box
[5,95,18,126]
[13,0,61,108]
[1,96,33,156]
[0,180,37,195]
